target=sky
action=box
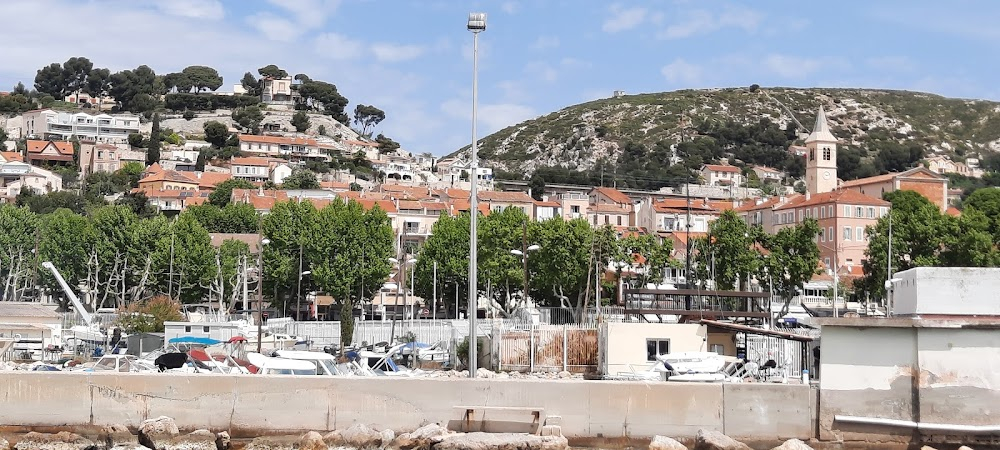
[1,1,999,156]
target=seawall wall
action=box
[0,373,815,440]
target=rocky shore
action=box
[1,416,922,450]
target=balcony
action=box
[399,226,431,236]
[621,288,770,323]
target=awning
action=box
[699,319,815,342]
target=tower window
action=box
[823,148,831,161]
[809,149,815,161]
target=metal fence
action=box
[492,322,599,373]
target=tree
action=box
[261,201,316,314]
[0,205,39,300]
[291,111,311,133]
[858,191,947,300]
[375,133,400,154]
[116,296,184,333]
[257,65,288,79]
[203,120,230,148]
[693,210,763,290]
[34,63,68,99]
[304,200,393,344]
[760,219,820,316]
[147,113,161,166]
[962,188,1000,243]
[240,72,261,97]
[17,191,89,214]
[522,217,594,309]
[232,106,263,134]
[353,104,385,137]
[85,67,111,101]
[108,65,164,112]
[528,173,545,201]
[182,65,223,92]
[209,178,255,207]
[281,169,319,189]
[477,207,531,312]
[216,239,251,308]
[128,133,145,148]
[297,80,350,124]
[38,208,96,301]
[12,82,27,96]
[412,213,470,318]
[62,57,94,96]
[187,203,259,233]
[116,192,159,219]
[618,233,674,288]
[167,212,219,303]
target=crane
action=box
[41,261,93,327]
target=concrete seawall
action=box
[0,373,814,440]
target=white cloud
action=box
[531,36,560,50]
[658,5,763,39]
[602,5,648,33]
[761,54,846,79]
[245,13,300,42]
[314,33,365,60]
[264,0,341,29]
[501,2,519,14]
[371,43,425,63]
[660,59,704,85]
[155,0,224,20]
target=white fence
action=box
[492,322,599,373]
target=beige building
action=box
[556,191,589,221]
[478,191,536,220]
[238,134,321,158]
[639,198,720,233]
[80,143,130,174]
[838,167,949,213]
[925,155,982,178]
[230,156,271,182]
[21,109,139,144]
[804,106,839,194]
[0,161,63,198]
[597,322,735,377]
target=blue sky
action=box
[1,1,998,156]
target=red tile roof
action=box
[238,134,317,146]
[478,190,535,203]
[592,186,631,204]
[946,206,961,217]
[193,172,232,189]
[591,203,631,214]
[773,189,889,210]
[231,157,271,167]
[138,169,198,185]
[839,173,897,188]
[703,164,741,173]
[652,199,720,214]
[534,200,561,208]
[27,140,74,155]
[734,196,797,212]
[0,152,24,162]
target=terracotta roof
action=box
[27,140,74,156]
[839,172,897,188]
[703,164,741,173]
[0,152,24,162]
[231,157,270,167]
[592,186,631,204]
[449,199,491,216]
[320,181,350,190]
[946,206,961,217]
[753,165,782,174]
[193,172,232,189]
[421,201,449,211]
[439,188,470,199]
[147,162,163,173]
[591,203,631,214]
[381,184,434,200]
[651,199,720,214]
[138,169,198,185]
[397,200,424,210]
[478,190,534,203]
[231,189,289,210]
[658,231,708,246]
[238,134,317,146]
[734,196,797,212]
[707,200,736,212]
[352,198,398,213]
[534,200,560,207]
[773,189,889,211]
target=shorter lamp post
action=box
[256,238,270,354]
[296,270,311,321]
[510,244,540,308]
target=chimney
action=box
[257,184,264,196]
[805,191,811,201]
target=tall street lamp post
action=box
[510,245,540,308]
[256,237,270,354]
[296,270,311,321]
[466,11,486,378]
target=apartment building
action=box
[22,109,139,144]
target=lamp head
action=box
[261,238,270,245]
[467,13,486,32]
[527,244,540,251]
[388,257,399,264]
[510,249,524,256]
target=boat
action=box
[83,354,157,373]
[656,352,749,383]
[271,350,359,376]
[348,343,423,377]
[245,352,318,375]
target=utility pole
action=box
[832,245,839,319]
[295,241,303,321]
[168,228,175,300]
[256,237,268,354]
[521,221,528,309]
[684,181,692,310]
[432,261,437,322]
[886,211,893,315]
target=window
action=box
[617,216,622,226]
[819,228,825,242]
[184,326,191,333]
[856,227,864,241]
[809,149,815,161]
[855,207,864,218]
[880,207,888,217]
[843,227,851,241]
[203,326,210,333]
[824,257,831,268]
[823,148,832,161]
[571,205,580,214]
[867,207,875,218]
[812,207,818,218]
[647,339,670,361]
[844,205,851,217]
[828,205,834,217]
[709,344,725,355]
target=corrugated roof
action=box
[0,302,62,319]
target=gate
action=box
[493,323,598,373]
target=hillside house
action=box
[838,167,948,212]
[137,167,199,191]
[26,140,74,166]
[700,164,743,187]
[238,135,322,159]
[0,162,62,198]
[230,157,271,182]
[752,165,785,183]
[639,198,721,234]
[478,191,536,220]
[534,199,561,221]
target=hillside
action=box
[455,88,1000,190]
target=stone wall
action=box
[0,373,814,441]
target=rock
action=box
[380,429,396,448]
[432,432,567,450]
[109,446,152,450]
[138,416,180,450]
[390,423,452,450]
[476,368,495,378]
[297,432,327,450]
[215,432,231,450]
[161,429,217,450]
[958,447,975,450]
[649,435,686,450]
[325,424,382,449]
[770,439,812,450]
[0,437,8,450]
[495,372,509,379]
[13,431,96,450]
[694,429,751,450]
[244,436,298,450]
[557,371,571,379]
[102,423,138,448]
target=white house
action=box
[751,165,785,183]
[0,162,62,198]
[230,157,270,181]
[272,163,293,185]
[238,134,325,159]
[21,109,139,144]
[700,164,743,187]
